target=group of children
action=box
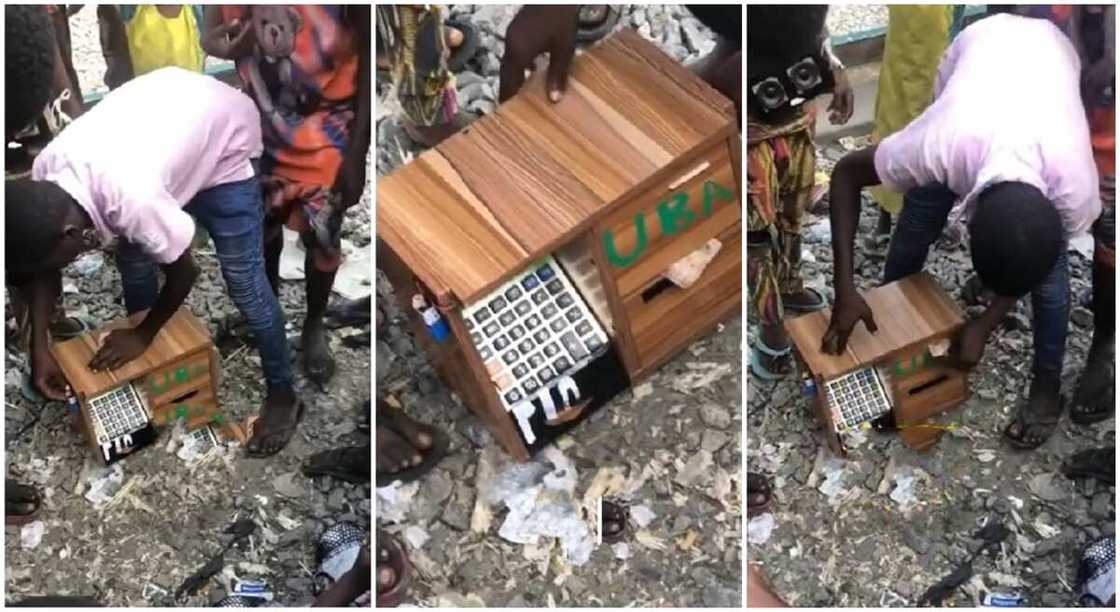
[5,5,370,457]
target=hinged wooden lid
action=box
[51,307,213,398]
[785,272,965,381]
[377,29,736,306]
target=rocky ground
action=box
[747,135,1116,607]
[376,5,743,607]
[5,8,372,606]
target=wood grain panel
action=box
[624,226,742,371]
[601,144,741,297]
[52,308,213,398]
[785,273,965,380]
[377,28,736,305]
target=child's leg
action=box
[1029,249,1071,379]
[302,244,338,385]
[187,180,293,393]
[776,128,820,309]
[1073,175,1115,420]
[747,137,792,375]
[114,240,160,314]
[1004,250,1069,447]
[882,184,956,283]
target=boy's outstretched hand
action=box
[90,328,153,372]
[32,350,67,401]
[947,319,988,370]
[821,288,878,355]
[499,5,579,103]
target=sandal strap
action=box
[753,339,792,358]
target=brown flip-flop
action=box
[376,530,411,608]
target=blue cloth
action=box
[883,183,1069,376]
[115,171,293,389]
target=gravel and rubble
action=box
[6,8,371,606]
[747,135,1116,607]
[376,5,742,606]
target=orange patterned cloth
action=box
[220,5,358,271]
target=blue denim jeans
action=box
[884,184,1069,376]
[116,173,293,389]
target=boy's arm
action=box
[821,145,882,354]
[89,250,199,371]
[27,271,68,399]
[948,295,1016,370]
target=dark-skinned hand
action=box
[829,67,854,125]
[203,18,255,60]
[89,328,152,372]
[821,288,878,355]
[32,350,67,401]
[947,319,988,370]
[499,5,579,103]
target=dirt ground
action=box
[5,9,372,605]
[375,5,743,607]
[747,136,1116,607]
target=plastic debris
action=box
[72,252,104,277]
[376,480,420,525]
[20,521,45,549]
[333,242,372,300]
[890,467,920,507]
[805,219,832,244]
[747,513,775,545]
[818,458,849,499]
[612,542,631,560]
[84,462,125,506]
[630,504,657,528]
[479,445,596,566]
[403,525,429,549]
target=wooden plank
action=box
[786,273,965,380]
[51,308,213,399]
[377,28,735,305]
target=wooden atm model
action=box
[51,308,220,464]
[785,273,970,454]
[378,30,742,460]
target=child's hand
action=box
[499,5,579,103]
[828,67,854,125]
[821,287,877,355]
[204,18,255,60]
[948,320,989,370]
[32,349,67,401]
[89,328,152,372]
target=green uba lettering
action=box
[603,179,736,268]
[147,363,208,396]
[157,403,225,425]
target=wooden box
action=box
[785,273,969,455]
[51,308,220,461]
[378,30,741,460]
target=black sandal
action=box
[1003,397,1065,450]
[1063,447,1115,485]
[375,410,449,488]
[246,399,306,458]
[576,5,622,43]
[303,446,371,484]
[602,500,629,543]
[5,480,40,526]
[747,472,772,517]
